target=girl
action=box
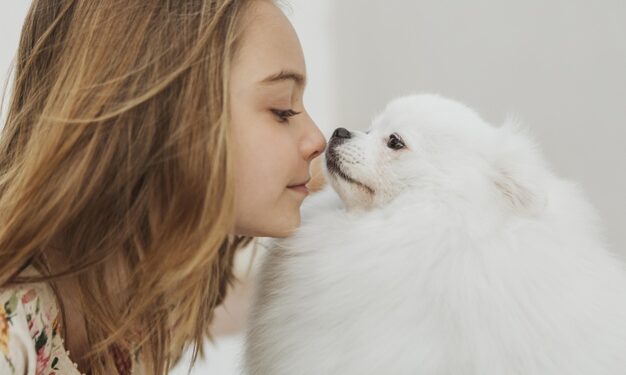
[0,0,326,374]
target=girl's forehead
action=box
[235,1,305,83]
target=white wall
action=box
[0,1,29,125]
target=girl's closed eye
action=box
[271,108,302,123]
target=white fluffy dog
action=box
[244,94,626,374]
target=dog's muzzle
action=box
[324,127,375,195]
[326,127,351,165]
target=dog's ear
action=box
[491,118,548,216]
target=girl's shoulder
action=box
[0,267,84,375]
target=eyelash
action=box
[271,108,302,123]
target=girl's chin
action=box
[236,221,300,239]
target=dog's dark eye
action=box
[387,133,405,150]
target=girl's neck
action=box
[43,247,91,373]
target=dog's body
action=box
[244,94,626,374]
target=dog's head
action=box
[324,94,549,215]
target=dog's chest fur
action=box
[245,185,626,375]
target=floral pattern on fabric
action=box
[1,304,11,368]
[1,281,82,375]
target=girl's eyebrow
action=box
[259,69,306,87]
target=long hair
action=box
[0,0,255,373]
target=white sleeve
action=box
[1,302,37,375]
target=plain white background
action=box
[2,1,625,374]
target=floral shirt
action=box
[0,277,84,375]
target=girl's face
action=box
[230,1,327,238]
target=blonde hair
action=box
[0,0,256,373]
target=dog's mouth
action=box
[325,151,375,195]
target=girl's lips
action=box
[288,184,309,195]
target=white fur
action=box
[244,94,626,374]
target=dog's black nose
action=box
[332,127,351,139]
